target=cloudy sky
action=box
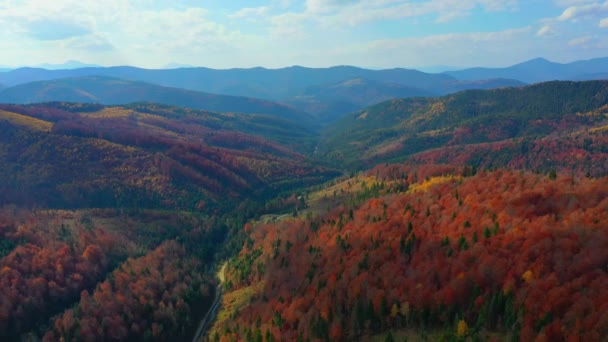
[0,0,607,69]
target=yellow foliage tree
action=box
[390,303,399,318]
[456,319,468,337]
[522,270,534,283]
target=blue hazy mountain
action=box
[0,76,312,123]
[0,65,522,100]
[445,57,608,83]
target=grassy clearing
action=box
[88,107,133,118]
[301,174,406,217]
[302,175,377,214]
[0,110,52,131]
[208,279,265,338]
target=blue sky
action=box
[0,0,607,69]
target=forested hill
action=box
[1,77,608,342]
[0,101,338,340]
[213,164,608,341]
[318,80,608,173]
[0,102,336,209]
[0,76,313,124]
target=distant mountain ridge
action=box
[0,56,604,125]
[0,76,312,124]
[0,57,605,98]
[445,57,608,83]
[302,78,435,104]
[0,64,523,101]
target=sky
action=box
[0,0,607,69]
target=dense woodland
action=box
[0,208,235,340]
[0,100,328,340]
[216,165,608,341]
[0,80,607,341]
[0,102,335,209]
[318,81,608,170]
[44,240,214,341]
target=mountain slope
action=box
[446,57,608,83]
[0,102,336,340]
[282,78,436,124]
[0,102,336,209]
[302,78,435,105]
[282,77,524,125]
[0,76,312,123]
[318,80,608,170]
[214,165,608,341]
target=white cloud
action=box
[298,0,519,27]
[118,7,261,61]
[537,25,554,36]
[555,0,596,6]
[23,19,90,40]
[478,0,519,11]
[229,6,270,20]
[61,34,116,52]
[299,26,537,68]
[305,0,362,14]
[0,1,260,67]
[0,0,606,69]
[272,0,294,7]
[269,12,310,39]
[568,35,593,46]
[557,1,608,21]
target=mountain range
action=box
[0,76,311,124]
[1,74,608,341]
[444,57,608,83]
[0,71,523,126]
[0,57,605,127]
[0,65,521,100]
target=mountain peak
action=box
[517,57,554,66]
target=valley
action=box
[0,64,607,341]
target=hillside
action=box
[0,101,340,340]
[302,78,435,106]
[0,102,336,209]
[1,70,607,342]
[0,208,224,340]
[281,78,434,124]
[0,77,312,123]
[213,165,608,341]
[445,57,608,84]
[318,80,608,172]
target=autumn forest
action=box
[0,74,607,342]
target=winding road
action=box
[192,263,226,342]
